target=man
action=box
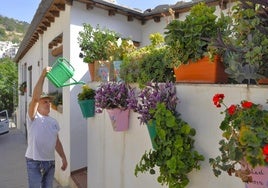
[25,67,67,188]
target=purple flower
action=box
[133,82,178,125]
[95,82,137,113]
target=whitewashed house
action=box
[15,0,268,188]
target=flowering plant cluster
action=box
[77,85,95,101]
[132,82,178,125]
[105,38,136,61]
[210,93,268,183]
[94,82,136,113]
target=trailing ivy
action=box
[135,103,204,188]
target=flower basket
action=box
[146,121,157,149]
[77,85,95,118]
[78,99,95,118]
[210,93,268,183]
[245,165,268,188]
[106,108,130,131]
[174,56,228,83]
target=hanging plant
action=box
[19,81,27,95]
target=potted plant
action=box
[119,33,174,87]
[77,23,118,81]
[94,81,136,131]
[211,0,268,84]
[209,93,268,184]
[164,2,229,83]
[133,82,177,126]
[19,81,27,95]
[77,85,96,118]
[105,37,136,81]
[134,83,204,187]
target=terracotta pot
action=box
[258,78,268,85]
[88,63,95,81]
[174,56,228,83]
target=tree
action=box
[0,57,18,116]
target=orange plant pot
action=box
[174,56,228,84]
[258,78,268,85]
[88,63,95,82]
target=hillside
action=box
[0,15,29,43]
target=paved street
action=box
[0,127,67,188]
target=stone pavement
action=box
[0,127,68,188]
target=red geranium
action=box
[211,93,268,183]
[213,93,224,108]
[228,105,236,115]
[263,144,268,155]
[242,101,253,108]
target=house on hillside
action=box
[14,0,233,187]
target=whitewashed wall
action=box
[18,1,238,187]
[87,84,268,188]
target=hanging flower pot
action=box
[106,108,130,131]
[245,165,268,188]
[78,99,95,118]
[146,121,157,149]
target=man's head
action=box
[38,93,54,115]
[40,93,54,101]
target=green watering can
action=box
[46,57,85,88]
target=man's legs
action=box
[41,161,55,188]
[26,158,42,188]
[26,158,55,188]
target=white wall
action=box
[17,1,238,187]
[86,84,268,188]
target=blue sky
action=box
[1,0,182,23]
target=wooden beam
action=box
[108,9,116,16]
[153,16,161,23]
[86,3,94,9]
[41,21,51,27]
[39,25,47,31]
[127,15,134,21]
[54,3,65,11]
[49,10,60,17]
[45,16,55,22]
[65,0,73,5]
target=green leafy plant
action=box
[19,81,26,95]
[164,2,229,67]
[135,103,204,188]
[105,38,136,61]
[210,93,268,182]
[212,0,268,84]
[77,85,95,101]
[120,33,174,87]
[77,23,118,63]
